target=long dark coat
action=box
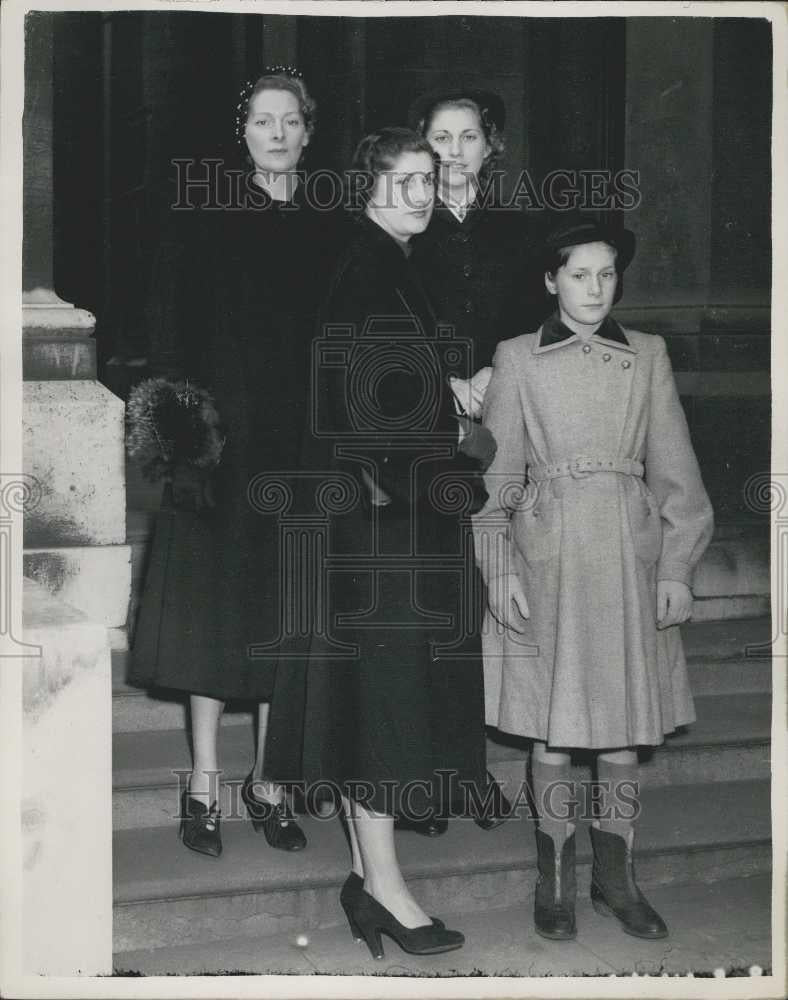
[129,181,343,705]
[473,315,714,748]
[286,216,489,818]
[412,199,545,368]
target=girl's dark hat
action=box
[543,215,636,271]
[408,85,506,132]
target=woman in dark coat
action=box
[302,128,495,959]
[410,85,545,373]
[130,69,341,857]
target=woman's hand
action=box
[457,416,497,469]
[488,573,530,633]
[656,580,692,629]
[449,366,493,419]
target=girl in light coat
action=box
[473,216,714,941]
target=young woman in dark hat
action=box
[409,85,544,373]
[473,215,714,941]
[130,68,343,858]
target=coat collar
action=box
[533,313,637,355]
[353,213,414,259]
[432,197,485,233]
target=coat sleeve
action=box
[471,339,528,583]
[645,335,714,587]
[322,248,488,511]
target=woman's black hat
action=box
[408,84,506,133]
[542,213,636,272]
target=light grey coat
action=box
[473,318,714,748]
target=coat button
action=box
[621,360,631,369]
[464,300,474,314]
[582,344,591,354]
[603,353,611,362]
[463,264,473,278]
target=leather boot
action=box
[589,825,668,938]
[534,828,577,940]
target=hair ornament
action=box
[233,67,306,146]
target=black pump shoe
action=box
[534,828,577,940]
[340,872,445,939]
[343,887,463,959]
[241,773,307,852]
[393,812,448,837]
[473,772,514,830]
[179,792,222,858]
[589,826,668,939]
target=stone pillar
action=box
[617,17,771,620]
[22,579,112,975]
[21,9,125,974]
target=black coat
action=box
[412,199,546,368]
[130,182,344,703]
[282,216,489,817]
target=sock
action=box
[530,757,576,846]
[596,758,640,839]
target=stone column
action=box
[21,9,126,975]
[617,17,771,621]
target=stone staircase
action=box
[116,459,773,961]
[112,610,773,959]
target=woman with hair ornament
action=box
[130,68,343,859]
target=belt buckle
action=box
[570,457,591,480]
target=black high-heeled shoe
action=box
[344,887,464,959]
[179,791,222,857]
[339,872,445,940]
[241,773,307,852]
[473,772,514,830]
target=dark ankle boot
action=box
[589,825,668,939]
[534,828,577,940]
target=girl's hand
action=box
[656,580,692,629]
[488,573,530,633]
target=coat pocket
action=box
[627,480,663,565]
[511,482,562,565]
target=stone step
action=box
[113,874,773,977]
[111,615,773,734]
[677,616,773,660]
[112,778,771,953]
[113,687,253,735]
[690,595,769,621]
[112,691,771,829]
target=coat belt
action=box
[528,457,645,482]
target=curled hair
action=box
[347,126,437,212]
[234,69,316,149]
[418,97,505,183]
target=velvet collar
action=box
[536,313,633,353]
